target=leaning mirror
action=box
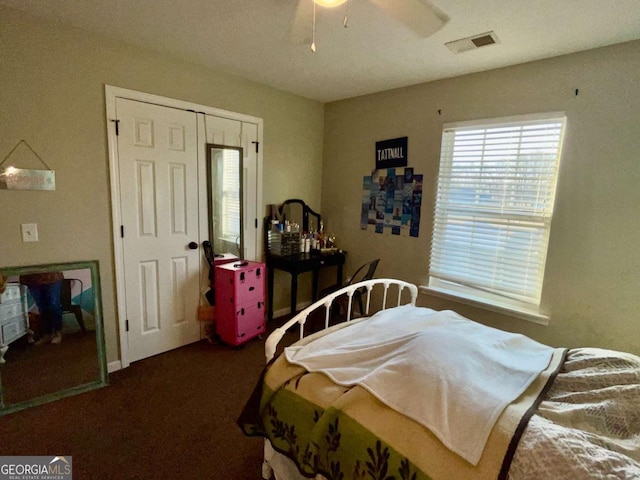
[0,260,108,415]
[206,144,244,258]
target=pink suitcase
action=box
[215,301,266,347]
[216,261,265,306]
[214,261,266,346]
[213,253,239,266]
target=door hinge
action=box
[120,225,124,238]
[255,218,258,228]
[251,141,259,153]
[111,119,120,136]
[126,319,129,332]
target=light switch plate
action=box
[21,223,38,242]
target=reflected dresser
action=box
[0,283,29,363]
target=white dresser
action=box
[0,283,29,363]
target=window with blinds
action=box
[428,113,566,319]
[219,149,241,242]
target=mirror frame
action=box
[279,198,322,234]
[206,143,244,259]
[0,260,108,416]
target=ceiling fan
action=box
[291,0,449,52]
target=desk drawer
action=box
[315,253,345,268]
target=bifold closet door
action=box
[205,115,259,261]
[116,98,200,363]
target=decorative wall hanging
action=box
[360,167,422,237]
[375,136,408,169]
[0,140,55,191]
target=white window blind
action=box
[429,113,566,314]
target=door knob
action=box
[188,241,199,250]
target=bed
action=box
[238,278,640,480]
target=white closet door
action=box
[116,98,200,363]
[205,115,241,147]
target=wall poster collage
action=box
[360,167,422,237]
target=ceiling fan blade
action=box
[369,0,449,37]
[290,0,315,44]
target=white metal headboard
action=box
[264,278,418,362]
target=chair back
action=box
[61,278,83,310]
[347,259,380,286]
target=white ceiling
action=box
[3,0,640,102]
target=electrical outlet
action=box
[21,223,38,242]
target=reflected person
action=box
[20,271,64,344]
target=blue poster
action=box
[361,167,422,237]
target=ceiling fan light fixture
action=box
[313,0,347,8]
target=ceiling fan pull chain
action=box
[311,1,317,52]
[344,0,349,28]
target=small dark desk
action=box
[266,250,346,320]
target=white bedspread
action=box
[284,305,554,465]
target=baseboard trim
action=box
[272,301,311,320]
[108,360,122,373]
[107,303,309,372]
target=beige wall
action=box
[3,5,639,362]
[0,6,324,363]
[322,40,640,355]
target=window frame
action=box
[425,112,567,324]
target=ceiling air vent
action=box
[445,31,499,54]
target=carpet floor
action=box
[0,332,279,479]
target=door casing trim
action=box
[105,85,264,369]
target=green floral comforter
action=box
[238,339,567,480]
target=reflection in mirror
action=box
[0,261,107,415]
[280,199,321,233]
[207,144,244,258]
[282,201,303,231]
